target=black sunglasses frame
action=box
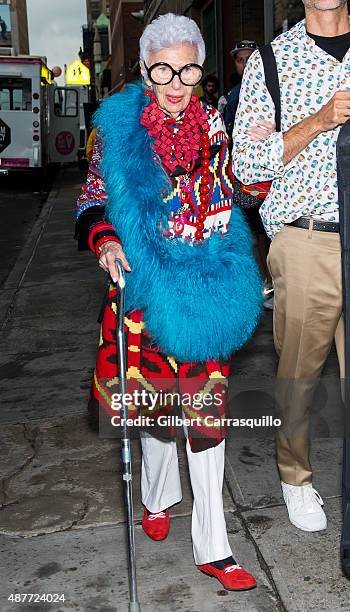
[144,62,204,86]
[235,42,257,50]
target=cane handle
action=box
[115,258,126,289]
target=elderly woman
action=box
[76,13,264,591]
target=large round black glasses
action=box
[144,62,204,86]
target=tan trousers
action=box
[267,223,345,486]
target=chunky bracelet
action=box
[98,241,120,256]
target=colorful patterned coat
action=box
[76,101,243,451]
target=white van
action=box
[0,56,80,174]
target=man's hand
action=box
[98,240,131,283]
[315,91,350,132]
[246,120,276,142]
[283,90,350,166]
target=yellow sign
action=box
[66,60,90,86]
[41,63,53,85]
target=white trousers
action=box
[140,430,232,565]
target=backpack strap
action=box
[259,43,281,132]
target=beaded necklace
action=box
[140,90,211,241]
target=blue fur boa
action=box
[94,82,263,362]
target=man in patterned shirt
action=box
[232,0,350,532]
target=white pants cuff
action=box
[140,432,182,512]
[140,431,232,565]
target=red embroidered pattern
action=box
[140,90,209,174]
[88,283,230,450]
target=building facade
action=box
[110,0,143,92]
[86,0,111,24]
[83,0,113,100]
[0,0,29,55]
[274,0,305,34]
[110,0,350,95]
[12,0,29,54]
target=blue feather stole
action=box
[94,82,263,362]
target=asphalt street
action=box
[0,167,58,287]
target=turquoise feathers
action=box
[94,82,263,362]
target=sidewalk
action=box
[0,165,348,612]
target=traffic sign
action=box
[66,60,90,86]
[0,117,11,153]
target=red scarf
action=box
[140,90,209,174]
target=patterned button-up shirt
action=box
[231,19,350,238]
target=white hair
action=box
[139,13,206,66]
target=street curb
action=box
[0,170,64,330]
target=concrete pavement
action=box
[0,165,349,611]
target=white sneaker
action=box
[281,482,327,532]
[263,280,274,310]
[263,295,274,310]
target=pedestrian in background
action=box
[199,74,219,108]
[218,73,240,116]
[232,0,350,533]
[227,39,274,309]
[85,127,97,162]
[0,17,7,42]
[225,40,258,136]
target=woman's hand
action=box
[246,120,276,142]
[98,240,131,283]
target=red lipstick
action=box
[166,95,184,104]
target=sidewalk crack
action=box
[60,499,90,532]
[225,476,287,612]
[0,424,41,510]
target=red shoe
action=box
[198,562,257,590]
[142,508,170,541]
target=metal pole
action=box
[115,259,141,611]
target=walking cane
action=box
[114,258,141,610]
[337,120,350,578]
